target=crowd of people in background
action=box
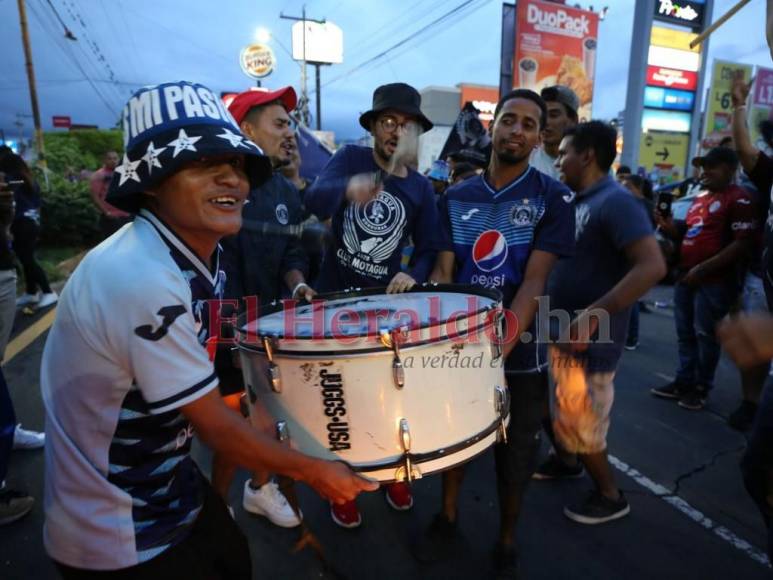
[0,62,772,578]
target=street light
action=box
[255,27,271,44]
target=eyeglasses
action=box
[378,116,417,133]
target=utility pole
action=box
[280,6,325,129]
[16,0,46,168]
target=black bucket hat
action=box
[358,83,433,133]
[106,81,272,214]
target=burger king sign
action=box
[240,43,275,79]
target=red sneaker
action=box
[385,482,414,511]
[330,500,362,528]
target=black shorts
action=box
[494,370,548,488]
[54,483,251,580]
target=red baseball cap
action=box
[228,86,298,125]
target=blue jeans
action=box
[673,281,735,390]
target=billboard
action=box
[647,45,700,72]
[513,0,599,120]
[703,60,753,149]
[642,109,692,133]
[750,67,773,149]
[459,84,499,128]
[644,87,696,111]
[646,66,699,91]
[292,21,343,64]
[639,131,690,176]
[654,0,706,30]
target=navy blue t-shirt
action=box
[547,176,653,372]
[439,167,575,372]
[305,145,443,292]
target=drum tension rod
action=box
[262,336,282,393]
[396,418,421,483]
[380,327,408,390]
[495,385,509,444]
[491,309,505,362]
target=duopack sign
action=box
[514,0,599,120]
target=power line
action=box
[43,0,75,39]
[321,0,488,90]
[26,0,121,116]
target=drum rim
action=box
[238,318,499,357]
[236,282,503,342]
[336,386,509,478]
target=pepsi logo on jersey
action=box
[473,230,508,273]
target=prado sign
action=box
[654,0,705,30]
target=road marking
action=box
[4,308,56,364]
[609,454,771,568]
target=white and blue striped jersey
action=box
[41,209,224,570]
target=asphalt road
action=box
[0,286,771,579]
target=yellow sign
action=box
[703,60,753,149]
[639,131,690,177]
[240,43,275,79]
[650,26,700,53]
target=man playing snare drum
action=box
[419,89,575,578]
[40,81,376,578]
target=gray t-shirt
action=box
[529,147,559,180]
[547,176,653,371]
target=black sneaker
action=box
[650,381,692,400]
[493,543,519,579]
[564,490,630,525]
[412,514,460,564]
[532,454,584,480]
[0,488,34,526]
[624,339,639,351]
[727,401,758,431]
[678,388,707,411]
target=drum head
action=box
[239,284,501,341]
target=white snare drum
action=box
[237,284,509,483]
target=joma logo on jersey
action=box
[134,305,187,342]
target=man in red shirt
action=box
[90,150,131,239]
[651,147,758,410]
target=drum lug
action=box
[275,420,290,442]
[392,358,405,389]
[268,364,282,393]
[396,418,421,483]
[495,385,509,444]
[491,310,505,362]
[262,337,282,393]
[381,328,408,390]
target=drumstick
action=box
[274,423,349,579]
[690,0,752,48]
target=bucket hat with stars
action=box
[106,81,272,213]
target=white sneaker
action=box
[16,292,39,307]
[36,292,58,309]
[12,424,45,450]
[242,480,301,528]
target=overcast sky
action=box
[0,0,771,145]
